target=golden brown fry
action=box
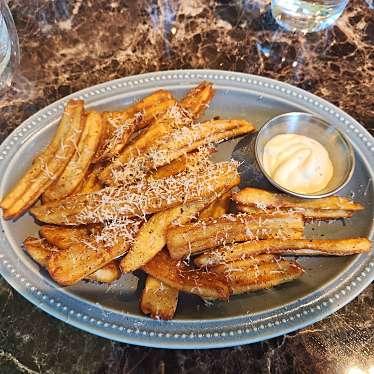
[1,100,85,219]
[233,187,363,211]
[138,119,254,172]
[43,111,103,202]
[24,235,121,283]
[30,163,240,225]
[179,81,214,119]
[99,82,216,184]
[39,225,130,286]
[199,191,231,219]
[142,250,230,300]
[150,154,191,180]
[120,199,213,273]
[79,172,103,194]
[210,259,304,295]
[92,91,175,163]
[24,237,58,267]
[194,238,371,267]
[140,276,179,320]
[167,213,304,260]
[207,254,278,273]
[99,104,191,184]
[85,261,121,283]
[236,205,353,220]
[101,99,176,161]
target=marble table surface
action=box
[0,0,373,373]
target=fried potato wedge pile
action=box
[30,162,240,225]
[2,81,371,321]
[1,100,85,218]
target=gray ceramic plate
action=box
[0,70,373,349]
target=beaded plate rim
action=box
[0,69,373,349]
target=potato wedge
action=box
[233,187,363,211]
[86,262,121,283]
[194,238,372,267]
[120,199,214,273]
[101,118,253,186]
[100,99,176,161]
[207,254,278,272]
[140,276,179,320]
[39,225,131,285]
[24,235,121,283]
[210,259,304,295]
[43,111,103,202]
[30,162,240,225]
[1,100,85,218]
[167,213,304,259]
[92,90,174,163]
[236,205,353,220]
[179,81,214,119]
[24,237,58,267]
[199,191,231,219]
[99,104,192,184]
[99,82,215,184]
[142,250,230,300]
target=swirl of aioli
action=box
[262,134,333,194]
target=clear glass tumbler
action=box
[271,0,349,33]
[0,1,19,91]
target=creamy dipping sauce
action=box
[262,134,333,194]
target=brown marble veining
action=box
[0,0,373,373]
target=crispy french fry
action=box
[194,238,372,267]
[120,199,213,273]
[150,154,191,180]
[24,237,58,267]
[140,276,179,320]
[1,100,85,219]
[141,119,254,171]
[167,213,304,260]
[142,250,230,300]
[100,99,176,161]
[233,187,363,211]
[24,235,121,283]
[210,259,304,295]
[39,225,130,285]
[43,112,103,202]
[179,81,214,119]
[199,191,231,219]
[79,172,103,194]
[99,104,191,184]
[236,205,353,220]
[207,254,279,273]
[99,83,215,184]
[101,118,253,185]
[85,262,121,283]
[30,162,240,225]
[92,90,174,162]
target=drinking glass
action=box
[0,0,19,91]
[271,0,349,33]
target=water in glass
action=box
[271,0,349,33]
